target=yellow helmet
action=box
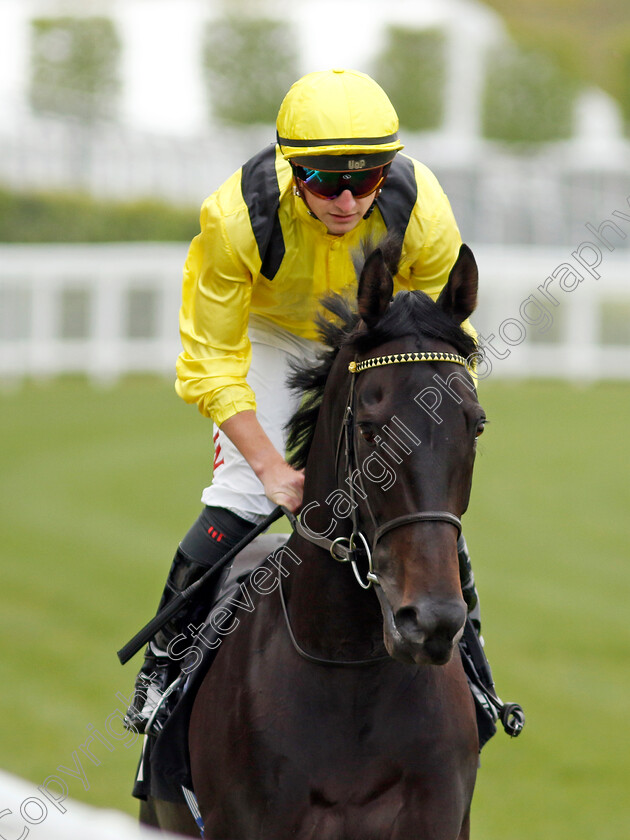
[276,68,404,170]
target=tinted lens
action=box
[294,165,387,200]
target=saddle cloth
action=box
[133,534,287,802]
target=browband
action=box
[349,351,470,374]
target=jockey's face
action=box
[301,187,377,235]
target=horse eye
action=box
[476,420,486,438]
[358,424,377,445]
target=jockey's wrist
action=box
[219,410,285,480]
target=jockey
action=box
[124,68,485,733]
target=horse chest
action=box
[235,646,475,810]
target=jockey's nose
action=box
[333,189,357,211]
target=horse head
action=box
[287,238,482,668]
[346,240,482,667]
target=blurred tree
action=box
[482,0,629,133]
[202,17,298,125]
[0,188,198,243]
[482,44,578,144]
[29,17,121,122]
[622,47,630,126]
[609,31,630,128]
[374,26,446,132]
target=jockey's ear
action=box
[357,248,394,329]
[437,244,478,325]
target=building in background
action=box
[1,0,629,384]
[0,0,628,245]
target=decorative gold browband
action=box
[348,351,470,374]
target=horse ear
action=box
[357,248,394,329]
[437,244,478,325]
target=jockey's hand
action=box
[259,460,304,513]
[219,410,304,513]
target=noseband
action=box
[287,350,473,589]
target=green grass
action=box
[1,377,629,837]
[467,380,630,838]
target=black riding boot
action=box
[124,506,255,734]
[457,533,498,742]
[458,533,483,638]
[457,534,525,743]
[123,548,213,734]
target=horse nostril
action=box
[437,600,467,643]
[395,605,425,643]
[395,600,466,648]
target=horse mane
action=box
[285,237,477,469]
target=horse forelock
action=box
[286,269,477,471]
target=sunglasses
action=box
[292,163,390,200]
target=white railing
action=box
[1,243,629,382]
[1,115,629,248]
[0,243,186,381]
[472,245,630,381]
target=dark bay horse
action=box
[146,239,484,838]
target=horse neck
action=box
[285,532,386,662]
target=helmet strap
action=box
[292,179,319,219]
[362,189,381,220]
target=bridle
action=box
[286,349,474,590]
[281,348,526,739]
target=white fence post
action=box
[0,243,187,382]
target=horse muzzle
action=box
[377,589,467,666]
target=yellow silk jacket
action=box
[176,146,465,425]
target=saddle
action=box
[133,533,287,802]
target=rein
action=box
[277,560,390,667]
